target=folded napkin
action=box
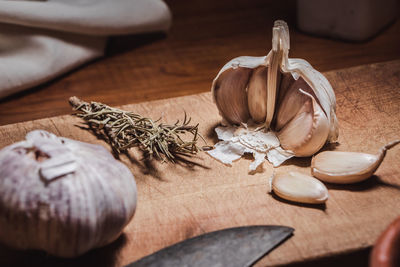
[0,0,172,99]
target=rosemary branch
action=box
[69,96,205,162]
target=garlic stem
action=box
[266,43,282,128]
[382,140,400,150]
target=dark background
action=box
[0,0,399,126]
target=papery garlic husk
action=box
[0,130,137,257]
[271,171,328,204]
[311,140,400,184]
[210,20,338,169]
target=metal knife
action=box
[124,225,294,267]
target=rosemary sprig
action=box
[69,96,206,162]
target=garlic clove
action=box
[275,76,313,131]
[311,140,400,184]
[283,58,339,143]
[311,151,379,184]
[213,67,252,124]
[277,89,330,156]
[271,171,328,204]
[247,66,268,123]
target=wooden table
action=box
[0,1,399,266]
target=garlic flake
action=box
[209,20,338,170]
[0,130,137,257]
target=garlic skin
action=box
[0,130,137,258]
[271,172,328,204]
[210,20,338,168]
[207,125,294,171]
[311,140,400,184]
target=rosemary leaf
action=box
[69,96,204,162]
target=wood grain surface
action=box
[0,0,400,126]
[0,60,399,267]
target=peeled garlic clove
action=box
[271,171,328,204]
[210,20,338,166]
[0,130,137,257]
[311,140,400,184]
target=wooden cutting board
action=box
[0,60,399,266]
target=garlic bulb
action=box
[271,171,328,204]
[0,130,137,258]
[209,20,338,170]
[311,140,400,184]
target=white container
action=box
[296,0,398,41]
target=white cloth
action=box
[0,0,172,99]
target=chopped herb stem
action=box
[69,96,205,162]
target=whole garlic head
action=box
[210,21,338,169]
[0,130,137,258]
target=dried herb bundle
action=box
[69,97,206,162]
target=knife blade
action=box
[125,225,294,267]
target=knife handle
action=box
[370,216,400,267]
